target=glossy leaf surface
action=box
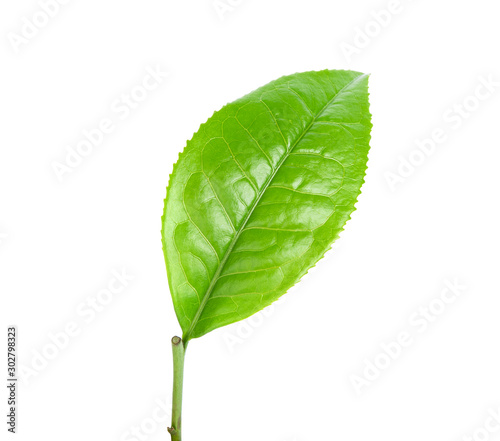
[162,70,372,341]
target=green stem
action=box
[168,336,185,441]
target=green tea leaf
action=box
[162,70,372,341]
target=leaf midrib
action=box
[182,74,365,341]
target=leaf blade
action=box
[162,70,372,340]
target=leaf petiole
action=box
[168,336,185,441]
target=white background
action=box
[1,1,500,440]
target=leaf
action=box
[162,70,372,341]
